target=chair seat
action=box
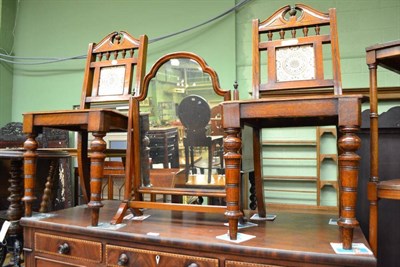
[239,94,366,102]
[378,179,400,189]
[377,179,400,200]
[24,109,128,132]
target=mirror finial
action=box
[233,81,239,100]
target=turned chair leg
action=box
[87,132,106,226]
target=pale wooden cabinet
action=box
[260,126,338,211]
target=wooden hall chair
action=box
[178,94,224,183]
[366,40,400,256]
[22,31,148,227]
[222,4,364,247]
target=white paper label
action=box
[0,221,11,243]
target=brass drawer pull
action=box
[57,242,70,255]
[117,253,129,266]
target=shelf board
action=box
[262,140,317,146]
[320,180,339,189]
[263,157,316,160]
[265,188,317,194]
[320,154,338,162]
[263,175,317,181]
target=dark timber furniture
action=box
[358,107,400,267]
[222,4,364,248]
[0,148,69,266]
[22,31,148,227]
[0,122,71,265]
[178,95,224,183]
[111,52,233,226]
[147,126,180,169]
[366,40,400,256]
[20,200,376,267]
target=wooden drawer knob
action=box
[57,242,70,255]
[117,253,129,266]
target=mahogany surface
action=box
[366,40,400,256]
[21,200,376,267]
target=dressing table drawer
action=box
[225,261,284,267]
[34,232,102,264]
[106,245,218,267]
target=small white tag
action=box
[147,232,160,236]
[250,213,277,221]
[0,221,11,243]
[111,59,118,65]
[131,214,151,221]
[216,232,256,243]
[155,255,160,265]
[330,242,373,255]
[329,218,338,225]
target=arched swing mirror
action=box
[137,52,231,201]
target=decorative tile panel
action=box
[276,45,315,82]
[98,65,126,95]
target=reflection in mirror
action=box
[139,55,229,201]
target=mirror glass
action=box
[140,57,226,199]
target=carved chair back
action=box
[252,4,342,98]
[210,105,224,136]
[80,31,148,109]
[178,95,211,145]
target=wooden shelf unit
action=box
[261,126,338,210]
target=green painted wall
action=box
[1,0,400,122]
[235,0,400,99]
[9,0,236,122]
[0,0,17,126]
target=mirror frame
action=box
[137,51,232,102]
[127,52,233,207]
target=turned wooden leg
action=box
[88,132,106,226]
[39,159,58,213]
[184,142,190,181]
[141,134,150,187]
[253,127,266,218]
[7,159,24,236]
[22,133,38,217]
[249,172,257,210]
[224,127,243,240]
[368,181,378,255]
[337,125,361,250]
[208,144,213,184]
[367,62,379,256]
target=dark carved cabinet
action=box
[0,122,72,211]
[0,122,71,265]
[147,126,180,168]
[357,107,400,267]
